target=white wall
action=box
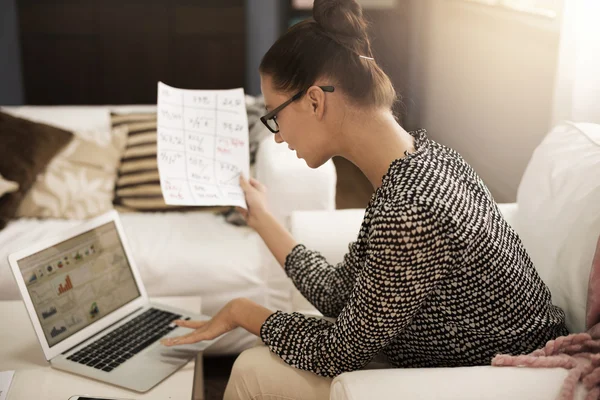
[414,0,561,202]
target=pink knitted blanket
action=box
[492,324,600,400]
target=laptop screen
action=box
[16,221,141,347]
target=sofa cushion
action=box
[0,112,73,229]
[15,126,128,219]
[517,121,600,332]
[330,366,586,400]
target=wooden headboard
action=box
[17,0,245,105]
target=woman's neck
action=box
[338,109,414,190]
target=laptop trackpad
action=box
[151,342,213,361]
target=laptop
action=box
[9,210,221,392]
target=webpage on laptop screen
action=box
[17,222,141,347]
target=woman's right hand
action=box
[237,175,270,229]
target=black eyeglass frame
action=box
[260,86,335,133]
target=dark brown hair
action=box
[259,0,396,109]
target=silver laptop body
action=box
[9,210,220,392]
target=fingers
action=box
[161,331,200,346]
[160,320,210,346]
[161,327,218,347]
[239,174,266,197]
[249,177,266,191]
[239,174,249,189]
[173,319,208,329]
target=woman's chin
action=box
[303,156,324,169]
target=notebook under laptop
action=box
[8,210,220,392]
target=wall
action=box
[413,0,561,202]
[245,0,286,96]
[18,0,245,105]
[0,0,24,105]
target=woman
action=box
[161,0,568,398]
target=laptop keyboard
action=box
[66,308,190,372]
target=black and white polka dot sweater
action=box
[260,129,568,377]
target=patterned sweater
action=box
[260,129,568,377]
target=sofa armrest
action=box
[497,202,519,234]
[290,209,365,263]
[330,366,586,400]
[288,209,365,313]
[255,136,337,224]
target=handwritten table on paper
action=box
[157,82,249,208]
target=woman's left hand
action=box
[160,300,239,346]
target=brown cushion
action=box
[111,112,228,213]
[0,111,73,229]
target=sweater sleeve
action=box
[284,240,364,318]
[261,203,453,377]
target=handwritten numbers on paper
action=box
[188,155,215,184]
[161,109,183,122]
[221,121,245,135]
[160,87,171,98]
[159,150,184,166]
[191,183,220,201]
[215,137,246,163]
[158,102,185,129]
[184,109,215,133]
[193,95,212,107]
[220,97,243,109]
[187,133,214,156]
[157,83,249,207]
[163,179,190,203]
[160,133,183,147]
[158,128,184,150]
[217,161,241,187]
[184,91,216,109]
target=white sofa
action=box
[0,105,337,355]
[290,121,600,399]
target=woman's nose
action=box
[274,133,284,144]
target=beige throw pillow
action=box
[0,174,19,198]
[16,126,128,219]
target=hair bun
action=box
[313,0,368,40]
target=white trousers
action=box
[223,345,333,400]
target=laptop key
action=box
[102,366,114,372]
[130,333,163,354]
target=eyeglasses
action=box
[260,86,335,133]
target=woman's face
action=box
[260,74,334,169]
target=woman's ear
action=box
[306,86,326,119]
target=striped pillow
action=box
[111,112,229,213]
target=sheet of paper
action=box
[157,81,250,208]
[0,370,14,400]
